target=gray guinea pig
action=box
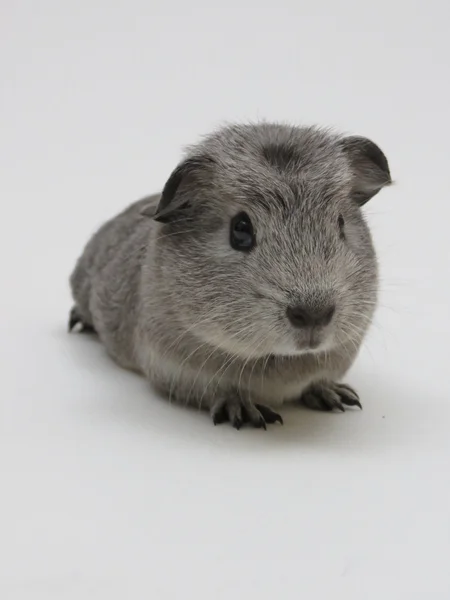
[69,122,391,429]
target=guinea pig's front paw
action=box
[68,306,96,334]
[210,395,283,430]
[300,382,362,413]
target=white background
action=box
[1,1,450,598]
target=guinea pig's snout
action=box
[286,303,335,329]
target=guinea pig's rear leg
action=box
[300,381,362,412]
[210,394,283,430]
[68,306,96,334]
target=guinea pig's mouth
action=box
[278,328,333,356]
[301,328,327,350]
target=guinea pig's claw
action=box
[68,307,81,332]
[342,397,362,410]
[211,399,283,430]
[212,404,228,425]
[232,417,243,430]
[255,416,267,431]
[255,404,284,425]
[68,307,97,334]
[300,382,363,413]
[336,385,362,409]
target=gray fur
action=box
[69,122,391,428]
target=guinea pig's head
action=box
[144,123,391,358]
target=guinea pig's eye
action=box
[338,214,346,240]
[230,212,255,251]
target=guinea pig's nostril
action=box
[286,304,335,328]
[286,305,310,328]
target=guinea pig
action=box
[69,122,391,429]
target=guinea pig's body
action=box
[70,123,391,428]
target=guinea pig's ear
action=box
[340,136,392,205]
[141,155,215,223]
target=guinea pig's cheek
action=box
[208,232,235,260]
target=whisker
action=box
[156,229,197,240]
[187,322,258,408]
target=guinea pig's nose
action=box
[286,304,335,328]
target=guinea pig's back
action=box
[69,195,159,368]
